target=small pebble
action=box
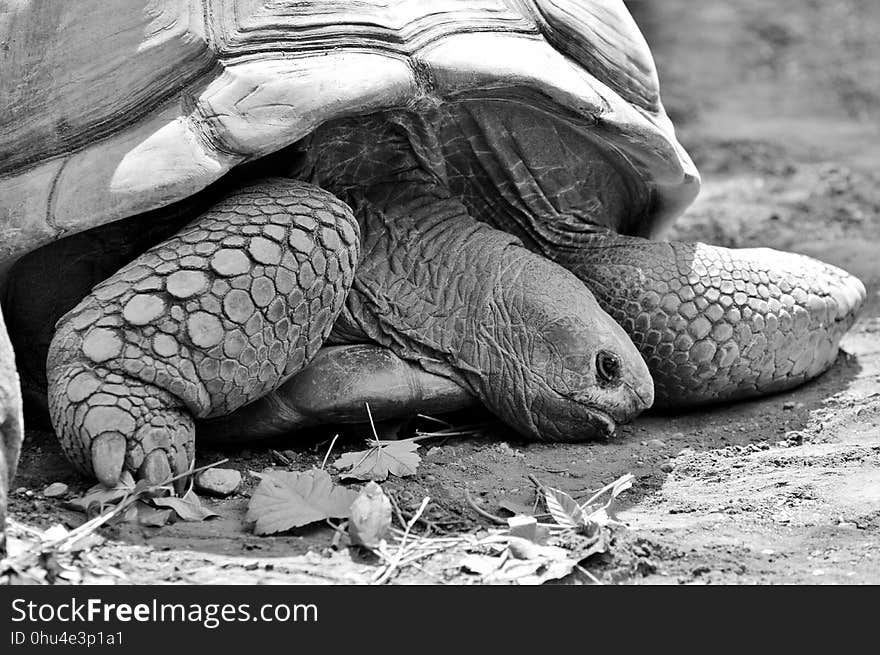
[647,439,666,448]
[42,482,69,498]
[194,468,241,497]
[782,401,796,410]
[660,462,674,473]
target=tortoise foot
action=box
[47,179,359,486]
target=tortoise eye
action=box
[596,351,622,385]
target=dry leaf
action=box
[66,472,138,513]
[333,438,421,481]
[543,486,586,529]
[460,537,580,584]
[461,554,505,576]
[246,469,358,535]
[609,474,634,500]
[150,491,218,522]
[348,481,392,547]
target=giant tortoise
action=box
[0,0,865,549]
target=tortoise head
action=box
[491,257,653,441]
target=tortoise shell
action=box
[0,0,698,276]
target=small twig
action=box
[372,496,431,584]
[386,493,409,531]
[320,434,340,470]
[325,519,348,549]
[464,489,506,525]
[365,402,380,442]
[416,414,453,428]
[576,564,604,585]
[399,497,430,552]
[387,493,439,535]
[527,473,546,493]
[415,430,478,438]
[271,449,292,466]
[165,458,229,489]
[415,423,494,438]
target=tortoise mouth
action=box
[533,399,617,442]
[582,407,616,438]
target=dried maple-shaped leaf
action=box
[245,469,358,536]
[152,490,219,522]
[333,438,421,482]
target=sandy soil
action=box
[5,0,880,584]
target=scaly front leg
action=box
[48,179,359,487]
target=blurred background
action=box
[625,0,880,271]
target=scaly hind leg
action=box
[48,179,359,487]
[0,306,23,555]
[552,234,866,407]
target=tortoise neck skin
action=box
[303,116,652,440]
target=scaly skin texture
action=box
[47,179,359,486]
[331,184,653,441]
[551,234,867,406]
[303,118,653,441]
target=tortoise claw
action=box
[171,445,191,495]
[138,450,172,487]
[90,432,126,487]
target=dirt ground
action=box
[5,0,880,584]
